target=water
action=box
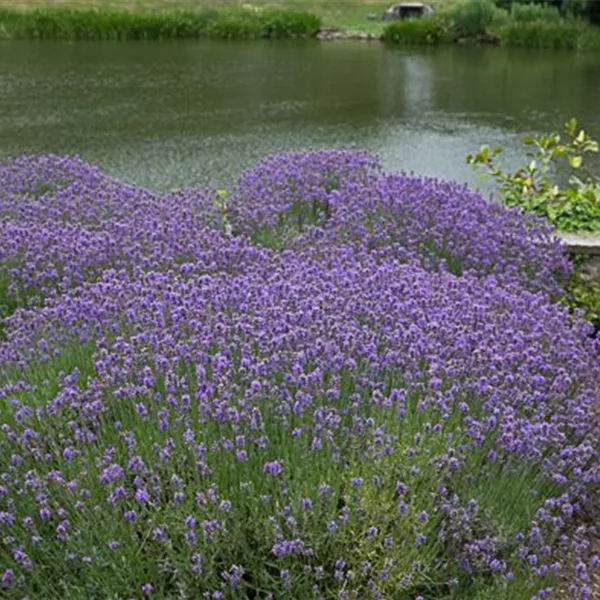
[1,40,599,191]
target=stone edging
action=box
[555,232,600,256]
[555,232,600,282]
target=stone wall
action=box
[555,232,600,282]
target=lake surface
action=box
[1,40,599,191]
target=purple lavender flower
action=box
[135,489,150,505]
[263,461,283,476]
[2,569,14,588]
[124,510,137,523]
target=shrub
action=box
[452,0,509,38]
[231,151,570,297]
[576,23,600,50]
[261,10,321,39]
[510,2,562,23]
[0,243,598,600]
[382,14,450,45]
[467,118,600,232]
[500,19,585,48]
[565,256,600,330]
[0,155,260,307]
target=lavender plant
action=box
[230,151,570,297]
[0,152,598,599]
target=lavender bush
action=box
[0,155,257,306]
[0,152,598,599]
[229,152,571,297]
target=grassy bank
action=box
[0,1,599,47]
[1,1,391,36]
[0,1,461,39]
[0,6,321,40]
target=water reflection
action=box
[0,40,598,190]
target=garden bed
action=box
[0,152,598,599]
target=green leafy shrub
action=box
[452,0,508,38]
[576,24,600,50]
[468,119,600,330]
[261,10,321,39]
[500,20,585,48]
[467,118,600,232]
[382,15,451,45]
[564,257,600,330]
[510,2,562,23]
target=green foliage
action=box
[261,10,321,39]
[510,2,562,23]
[0,8,203,40]
[564,257,600,330]
[0,7,321,41]
[251,198,332,250]
[576,24,600,50]
[205,9,320,41]
[500,19,588,48]
[468,119,600,329]
[451,0,508,38]
[588,0,600,24]
[382,14,451,45]
[204,13,264,41]
[568,0,595,16]
[0,354,565,599]
[0,273,18,339]
[467,118,600,232]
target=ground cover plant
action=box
[0,152,599,599]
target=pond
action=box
[1,39,599,190]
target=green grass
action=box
[0,0,455,32]
[0,1,464,38]
[578,24,600,50]
[0,0,387,36]
[0,5,321,40]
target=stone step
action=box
[554,232,600,256]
